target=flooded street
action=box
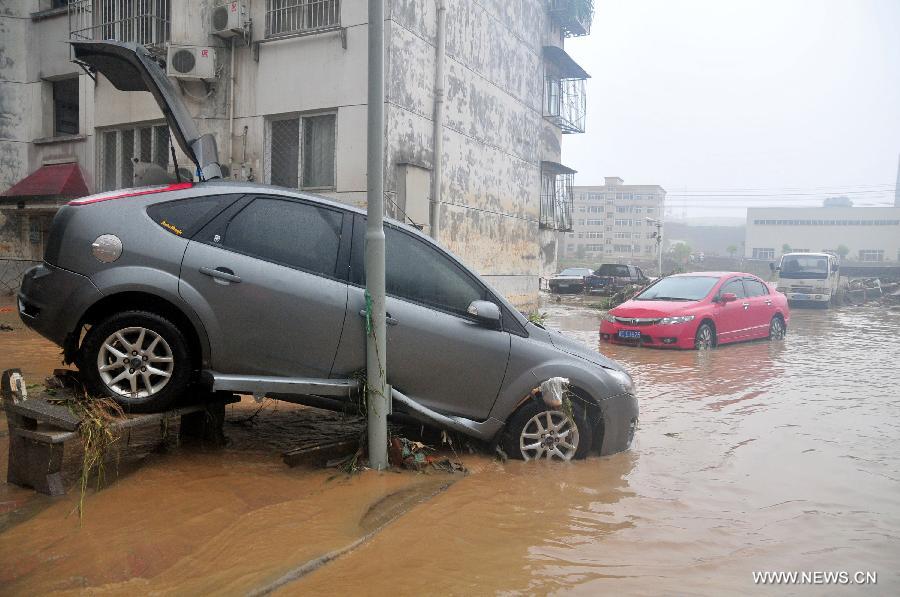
[2,297,900,594]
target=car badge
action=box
[631,319,638,325]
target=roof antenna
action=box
[170,140,182,183]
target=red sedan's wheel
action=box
[694,322,716,350]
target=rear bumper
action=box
[598,392,638,455]
[18,263,102,351]
[599,320,696,349]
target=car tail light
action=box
[68,182,193,206]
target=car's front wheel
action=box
[503,399,592,461]
[78,311,191,412]
[694,322,716,350]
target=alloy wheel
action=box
[96,326,175,398]
[696,325,714,349]
[519,410,579,461]
[770,317,786,340]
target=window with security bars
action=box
[267,114,336,190]
[69,0,172,51]
[100,124,170,191]
[265,0,340,38]
[539,167,574,232]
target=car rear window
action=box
[147,195,236,238]
[596,264,631,276]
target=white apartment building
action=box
[560,177,666,262]
[0,0,595,309]
[745,207,900,262]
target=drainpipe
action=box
[429,0,447,241]
[228,36,236,178]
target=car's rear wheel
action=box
[78,311,191,413]
[768,315,786,340]
[694,322,716,350]
[503,399,592,461]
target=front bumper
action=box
[785,292,829,302]
[18,263,102,351]
[598,392,639,455]
[599,320,696,349]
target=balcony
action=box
[69,0,171,54]
[540,161,576,232]
[543,46,589,134]
[547,0,593,37]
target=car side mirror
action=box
[467,300,501,325]
[719,292,737,303]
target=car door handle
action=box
[765,300,773,306]
[199,266,242,283]
[742,302,750,310]
[359,309,398,326]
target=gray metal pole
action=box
[366,0,388,470]
[429,0,447,240]
[657,222,663,276]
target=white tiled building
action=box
[560,177,666,261]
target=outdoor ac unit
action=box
[166,45,217,80]
[210,1,247,38]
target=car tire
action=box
[768,315,786,340]
[78,310,191,413]
[502,398,592,461]
[694,322,716,350]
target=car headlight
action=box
[604,313,616,323]
[658,315,695,325]
[607,369,635,394]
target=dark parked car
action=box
[548,268,593,293]
[584,264,649,295]
[15,40,638,461]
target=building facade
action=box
[559,177,665,264]
[0,0,595,309]
[745,207,900,262]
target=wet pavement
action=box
[1,295,899,594]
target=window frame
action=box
[97,121,171,192]
[52,76,80,137]
[265,111,338,192]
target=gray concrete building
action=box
[0,0,594,309]
[560,177,666,264]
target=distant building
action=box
[745,207,900,262]
[559,177,666,262]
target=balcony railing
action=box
[543,46,589,134]
[265,0,340,39]
[540,162,576,232]
[69,0,171,53]
[547,0,593,37]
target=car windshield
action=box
[779,255,829,280]
[635,276,719,301]
[559,268,590,276]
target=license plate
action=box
[617,330,641,339]
[792,293,810,299]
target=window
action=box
[744,278,769,297]
[540,163,575,231]
[385,228,484,315]
[858,249,884,262]
[148,195,236,238]
[268,113,336,190]
[646,208,655,214]
[52,78,79,136]
[69,0,171,49]
[752,248,775,260]
[586,219,603,225]
[223,197,343,277]
[266,0,341,38]
[614,219,633,227]
[614,232,629,239]
[720,279,747,298]
[99,123,170,191]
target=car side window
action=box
[615,265,630,276]
[146,195,238,238]
[221,197,343,277]
[720,279,747,298]
[744,278,769,297]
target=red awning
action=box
[2,162,89,200]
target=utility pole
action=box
[647,217,663,276]
[366,0,388,470]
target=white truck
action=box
[771,252,845,307]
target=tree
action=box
[726,244,738,259]
[672,243,692,264]
[781,243,792,255]
[836,244,850,260]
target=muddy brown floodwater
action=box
[1,296,899,594]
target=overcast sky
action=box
[562,0,900,220]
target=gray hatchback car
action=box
[17,41,637,461]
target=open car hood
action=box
[72,40,222,181]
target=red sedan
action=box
[599,272,790,349]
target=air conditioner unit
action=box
[166,45,217,80]
[210,1,247,38]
